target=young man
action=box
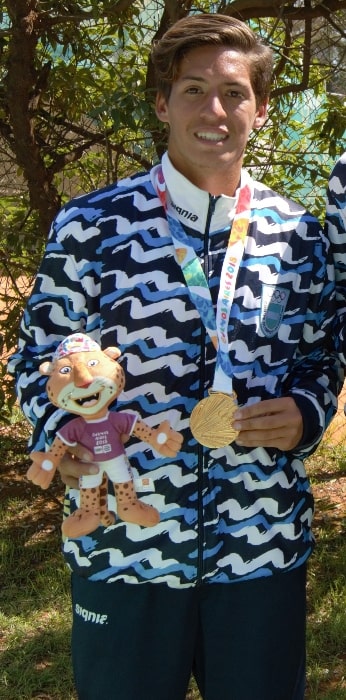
[9,14,341,700]
[325,152,346,365]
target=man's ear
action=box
[253,99,269,130]
[155,93,170,124]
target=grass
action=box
[0,420,345,699]
[0,421,76,699]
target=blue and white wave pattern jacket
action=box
[325,152,346,367]
[9,154,341,587]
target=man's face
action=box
[155,45,268,196]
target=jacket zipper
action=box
[196,194,218,586]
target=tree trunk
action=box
[5,1,61,238]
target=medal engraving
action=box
[190,390,239,448]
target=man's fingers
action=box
[58,448,99,488]
[233,397,300,429]
[232,397,303,450]
[67,444,94,463]
[236,426,296,448]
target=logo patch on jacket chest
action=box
[260,284,289,337]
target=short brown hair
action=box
[151,13,273,106]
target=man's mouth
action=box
[196,131,227,141]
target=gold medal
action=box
[190,390,239,448]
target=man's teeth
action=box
[197,132,227,141]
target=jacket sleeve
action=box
[7,202,102,451]
[324,152,346,367]
[282,221,343,457]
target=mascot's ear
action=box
[39,361,54,376]
[103,346,122,361]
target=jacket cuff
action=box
[291,394,323,449]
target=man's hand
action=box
[232,397,303,450]
[57,432,131,488]
[58,446,99,488]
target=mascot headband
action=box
[53,333,100,360]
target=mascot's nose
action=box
[73,361,93,388]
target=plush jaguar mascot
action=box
[27,333,183,538]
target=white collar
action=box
[151,152,250,234]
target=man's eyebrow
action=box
[179,75,206,82]
[179,74,245,87]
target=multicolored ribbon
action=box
[154,166,252,393]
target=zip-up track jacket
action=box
[9,155,341,587]
[325,152,346,366]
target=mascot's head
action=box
[40,333,124,418]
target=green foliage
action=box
[247,89,346,219]
[0,197,43,422]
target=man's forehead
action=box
[176,47,253,84]
[178,45,250,67]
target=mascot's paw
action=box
[117,501,160,527]
[27,455,56,489]
[62,509,101,538]
[100,511,116,527]
[153,420,183,457]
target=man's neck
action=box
[167,155,242,197]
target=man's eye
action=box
[59,366,72,374]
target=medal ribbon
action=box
[154,166,252,394]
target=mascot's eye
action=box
[88,359,99,367]
[59,366,72,374]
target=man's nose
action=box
[200,92,227,118]
[73,362,93,387]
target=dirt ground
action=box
[317,382,346,513]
